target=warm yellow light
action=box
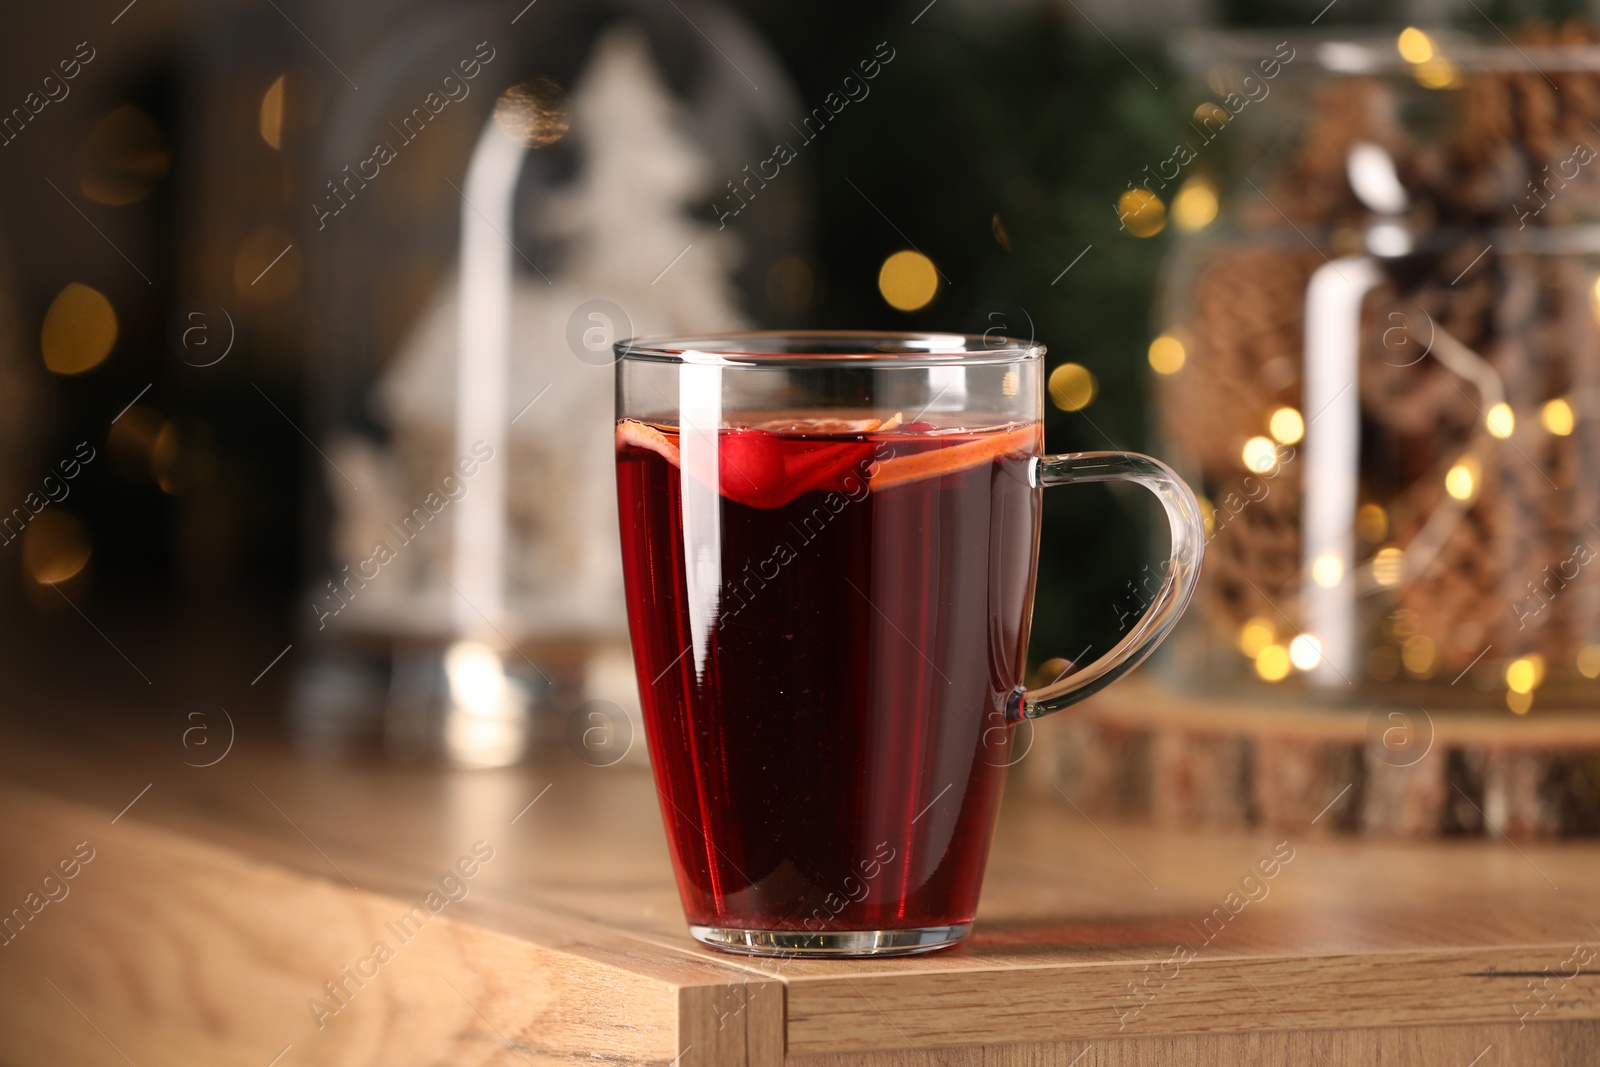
[260,74,286,149]
[1172,177,1219,232]
[1117,189,1166,238]
[1397,27,1435,64]
[76,104,169,206]
[1578,644,1600,679]
[1288,633,1323,670]
[1541,397,1575,436]
[41,282,117,375]
[1242,436,1279,474]
[1255,644,1291,682]
[21,510,92,586]
[1238,617,1275,658]
[1507,689,1533,715]
[1401,634,1436,677]
[1505,656,1538,694]
[1312,553,1344,588]
[1485,402,1514,439]
[1048,363,1097,412]
[1413,58,1460,89]
[1192,102,1230,127]
[1198,494,1215,536]
[1357,503,1389,543]
[1148,334,1187,375]
[1373,545,1404,587]
[1445,458,1477,501]
[1268,406,1304,445]
[877,250,939,312]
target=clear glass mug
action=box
[614,332,1204,955]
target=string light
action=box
[1238,617,1275,657]
[1255,644,1291,682]
[1242,436,1279,474]
[1485,402,1514,439]
[1288,633,1323,670]
[1048,363,1096,412]
[877,251,939,312]
[1269,406,1304,445]
[1373,545,1404,587]
[1148,334,1186,375]
[1397,27,1435,64]
[1445,458,1477,502]
[1117,189,1166,238]
[1172,177,1219,231]
[1578,645,1600,679]
[1401,634,1436,677]
[1540,397,1575,436]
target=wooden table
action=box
[1,697,1597,1066]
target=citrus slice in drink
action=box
[868,423,1040,491]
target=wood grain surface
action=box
[1,690,1597,1065]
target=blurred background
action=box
[1,0,1596,782]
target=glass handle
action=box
[1009,451,1206,722]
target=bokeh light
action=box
[109,405,166,482]
[1147,334,1186,375]
[1268,406,1304,445]
[1288,633,1322,671]
[1504,656,1537,694]
[21,510,92,586]
[153,417,220,495]
[1255,644,1290,682]
[1578,644,1600,679]
[1311,553,1344,588]
[1485,402,1514,439]
[1373,545,1404,587]
[1242,436,1278,474]
[41,283,117,375]
[990,213,1012,251]
[1540,397,1575,436]
[76,104,169,206]
[259,74,286,149]
[1117,189,1165,238]
[1237,617,1274,657]
[1401,634,1436,677]
[1445,457,1477,501]
[1357,503,1388,542]
[1047,363,1096,412]
[877,250,939,312]
[1397,27,1434,64]
[1413,58,1461,89]
[1172,177,1218,232]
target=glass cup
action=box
[615,332,1204,956]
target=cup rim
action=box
[614,330,1046,367]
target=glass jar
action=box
[1155,27,1600,713]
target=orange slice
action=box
[868,424,1041,491]
[616,419,680,465]
[752,416,886,434]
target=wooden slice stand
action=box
[1022,678,1600,838]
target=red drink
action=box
[616,414,1042,948]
